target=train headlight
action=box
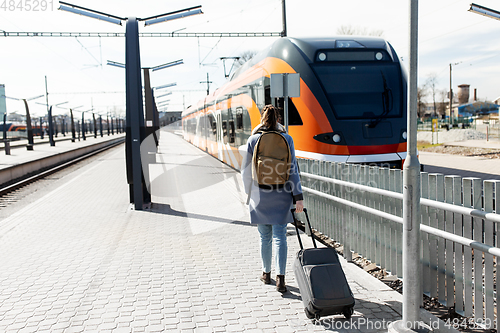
[332,134,341,143]
[402,131,407,140]
[318,53,327,61]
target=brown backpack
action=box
[252,131,291,186]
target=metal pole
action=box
[82,112,86,140]
[48,106,55,146]
[23,99,34,150]
[2,113,6,141]
[45,76,49,118]
[40,117,44,140]
[206,73,210,95]
[143,68,156,144]
[3,113,10,155]
[389,3,424,332]
[70,109,75,142]
[281,0,287,37]
[125,17,146,210]
[283,73,289,133]
[448,64,453,125]
[403,0,422,327]
[93,113,97,138]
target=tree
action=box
[437,89,448,117]
[425,73,438,117]
[417,86,427,119]
[336,25,384,37]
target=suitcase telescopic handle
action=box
[291,208,317,249]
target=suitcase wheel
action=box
[343,306,354,319]
[304,308,315,319]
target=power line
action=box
[50,91,125,95]
[74,37,102,67]
[0,31,281,38]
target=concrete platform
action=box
[419,139,500,177]
[0,133,125,186]
[0,130,455,332]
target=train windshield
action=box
[311,61,402,120]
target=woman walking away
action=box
[241,104,304,293]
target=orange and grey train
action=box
[182,37,408,170]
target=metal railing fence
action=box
[297,158,500,330]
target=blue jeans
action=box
[258,224,288,275]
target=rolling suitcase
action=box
[292,208,355,320]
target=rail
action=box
[298,158,500,329]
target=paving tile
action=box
[0,131,442,333]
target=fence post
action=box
[344,164,353,262]
[495,181,500,331]
[483,180,495,326]
[444,176,457,307]
[462,178,476,318]
[420,172,430,299]
[472,178,483,322]
[451,176,464,315]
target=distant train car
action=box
[182,37,407,169]
[0,122,26,132]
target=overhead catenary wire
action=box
[74,37,102,68]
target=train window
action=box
[275,98,303,126]
[222,121,228,144]
[229,120,235,144]
[311,62,402,120]
[236,107,243,130]
[209,114,216,136]
[264,85,272,105]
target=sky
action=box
[1,0,500,119]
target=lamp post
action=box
[2,94,44,150]
[60,2,202,210]
[81,111,86,140]
[469,3,500,20]
[107,60,181,148]
[389,1,426,332]
[36,100,68,146]
[57,104,82,143]
[93,113,97,138]
[99,114,103,137]
[148,64,181,148]
[107,113,110,136]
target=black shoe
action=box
[260,272,271,284]
[276,275,287,293]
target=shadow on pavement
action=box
[149,203,254,227]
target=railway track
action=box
[0,139,124,208]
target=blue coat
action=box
[241,127,303,225]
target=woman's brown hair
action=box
[261,105,278,129]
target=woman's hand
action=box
[295,200,304,213]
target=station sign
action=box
[0,84,6,118]
[270,73,300,98]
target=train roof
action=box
[231,36,392,80]
[182,36,396,117]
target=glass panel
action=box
[311,62,402,120]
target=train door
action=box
[215,110,224,161]
[203,109,208,152]
[202,100,208,152]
